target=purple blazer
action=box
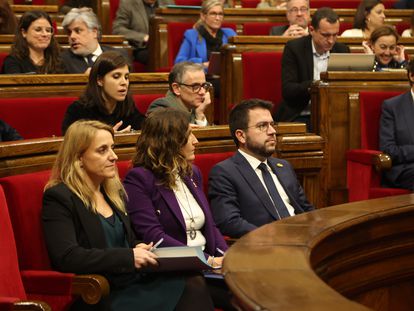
[123,165,228,257]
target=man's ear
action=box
[235,129,246,145]
[308,25,314,35]
[171,82,181,96]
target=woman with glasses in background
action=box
[341,0,385,38]
[2,10,63,74]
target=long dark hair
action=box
[132,108,192,189]
[353,0,383,30]
[0,0,17,34]
[80,50,136,119]
[11,10,63,73]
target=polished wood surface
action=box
[311,72,410,207]
[0,123,325,207]
[224,194,414,311]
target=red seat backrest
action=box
[359,91,403,150]
[242,51,283,113]
[395,22,410,35]
[168,22,195,67]
[193,151,234,196]
[241,0,260,8]
[117,160,132,180]
[175,0,202,4]
[0,171,52,271]
[340,22,353,35]
[243,22,285,35]
[110,0,121,32]
[0,97,77,139]
[0,185,26,300]
[132,93,164,115]
[311,0,396,9]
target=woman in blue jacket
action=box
[175,0,236,68]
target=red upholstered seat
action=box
[193,151,234,197]
[0,96,77,139]
[133,93,164,115]
[175,0,202,4]
[0,177,73,311]
[110,0,121,32]
[395,22,410,36]
[346,91,410,202]
[242,51,283,114]
[241,0,260,8]
[243,22,285,35]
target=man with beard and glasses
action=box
[208,99,314,238]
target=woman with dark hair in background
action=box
[2,10,63,73]
[341,0,385,38]
[62,50,145,134]
[363,25,407,71]
[124,108,234,310]
[0,0,17,34]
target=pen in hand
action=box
[149,237,164,252]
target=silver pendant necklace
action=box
[177,179,197,240]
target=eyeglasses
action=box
[246,121,275,132]
[207,12,224,18]
[178,82,212,93]
[288,6,309,14]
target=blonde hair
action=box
[45,120,126,213]
[194,0,224,29]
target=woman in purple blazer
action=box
[124,108,232,310]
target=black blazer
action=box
[42,183,138,279]
[276,35,350,122]
[379,91,414,187]
[269,24,288,36]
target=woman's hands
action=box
[207,255,224,268]
[113,120,132,133]
[394,44,406,63]
[133,243,158,269]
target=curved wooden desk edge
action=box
[223,194,414,310]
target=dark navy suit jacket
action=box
[124,165,228,257]
[208,151,314,238]
[379,91,414,186]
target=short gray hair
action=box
[168,61,204,89]
[62,7,102,40]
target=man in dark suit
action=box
[61,8,117,73]
[379,60,414,191]
[276,7,350,128]
[269,0,310,37]
[208,99,314,238]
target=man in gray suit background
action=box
[269,0,310,37]
[112,0,173,64]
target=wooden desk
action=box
[0,123,325,207]
[311,71,410,207]
[224,194,414,310]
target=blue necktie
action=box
[258,162,291,219]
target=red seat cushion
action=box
[168,22,194,67]
[0,97,77,139]
[242,51,283,113]
[241,0,260,8]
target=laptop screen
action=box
[327,53,375,71]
